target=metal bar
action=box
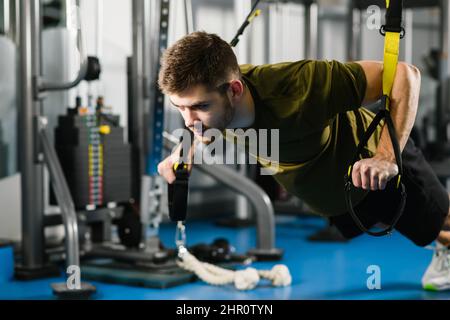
[142,0,150,99]
[31,0,45,265]
[18,0,44,269]
[346,1,354,61]
[13,0,19,45]
[140,175,151,234]
[65,0,71,29]
[184,0,194,34]
[233,0,252,63]
[404,9,413,63]
[263,2,270,63]
[130,0,147,197]
[40,126,79,268]
[236,157,251,220]
[3,0,10,36]
[96,0,103,58]
[31,0,41,87]
[346,1,362,61]
[146,0,170,176]
[437,0,450,143]
[304,0,318,59]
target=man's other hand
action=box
[351,155,399,191]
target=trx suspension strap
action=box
[344,0,407,237]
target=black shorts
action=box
[330,138,449,247]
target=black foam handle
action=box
[168,163,190,222]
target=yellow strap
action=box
[383,2,402,189]
[382,31,400,111]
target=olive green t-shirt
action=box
[234,60,382,217]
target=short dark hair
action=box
[158,31,241,94]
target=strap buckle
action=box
[379,25,405,39]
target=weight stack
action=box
[54,109,132,209]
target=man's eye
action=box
[194,104,210,110]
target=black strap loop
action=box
[344,95,406,237]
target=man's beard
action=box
[217,96,235,131]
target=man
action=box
[157,31,450,291]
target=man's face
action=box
[169,84,235,143]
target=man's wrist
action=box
[374,150,396,163]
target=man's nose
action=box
[183,109,198,128]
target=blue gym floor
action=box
[1,215,450,300]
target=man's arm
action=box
[352,60,421,190]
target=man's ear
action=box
[229,79,244,99]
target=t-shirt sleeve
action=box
[294,60,367,127]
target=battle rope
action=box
[177,245,292,290]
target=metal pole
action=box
[13,0,19,45]
[40,128,79,268]
[96,0,103,59]
[18,0,44,270]
[346,0,362,61]
[263,2,270,63]
[438,0,450,144]
[130,0,146,198]
[184,0,194,34]
[404,9,413,64]
[132,0,164,241]
[234,0,251,63]
[2,0,10,36]
[304,0,318,59]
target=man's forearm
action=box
[375,63,421,161]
